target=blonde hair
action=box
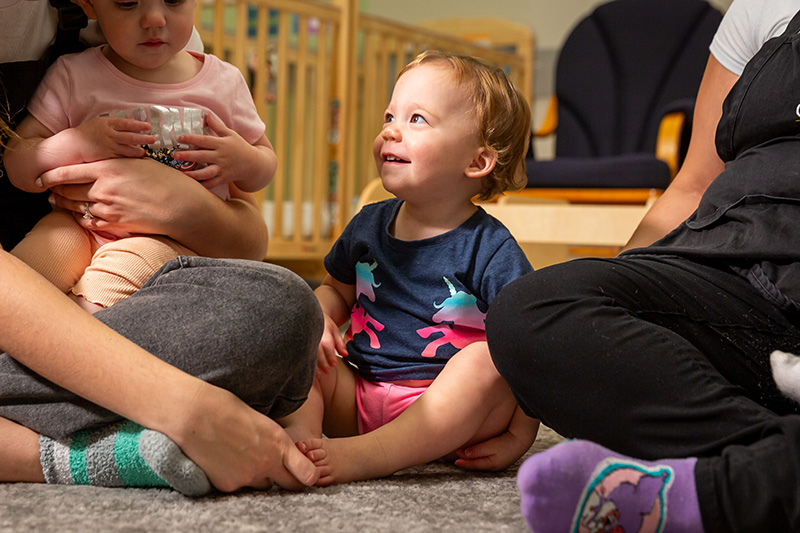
[398,50,531,200]
[0,116,13,149]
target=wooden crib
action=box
[195,0,533,271]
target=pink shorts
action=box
[355,375,429,434]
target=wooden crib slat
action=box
[291,16,309,243]
[251,0,339,22]
[272,9,290,244]
[333,0,358,237]
[251,4,270,226]
[233,1,247,73]
[311,21,330,243]
[211,0,224,57]
[328,18,342,240]
[360,31,380,195]
[375,33,390,151]
[252,5,269,123]
[193,3,202,39]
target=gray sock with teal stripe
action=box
[39,420,211,496]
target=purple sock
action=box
[517,440,702,533]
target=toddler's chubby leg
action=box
[72,236,191,310]
[10,210,93,293]
[299,341,536,486]
[278,357,359,444]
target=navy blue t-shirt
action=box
[324,198,533,381]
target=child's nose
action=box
[382,126,401,141]
[141,6,167,28]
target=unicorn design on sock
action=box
[574,459,673,533]
[416,277,486,358]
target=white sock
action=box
[770,350,800,403]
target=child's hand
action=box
[175,114,274,192]
[317,314,347,374]
[74,116,155,162]
[455,406,540,471]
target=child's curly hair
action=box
[398,50,531,201]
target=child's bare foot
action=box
[299,435,394,486]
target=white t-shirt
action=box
[710,0,800,75]
[0,0,57,62]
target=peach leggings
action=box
[11,210,194,308]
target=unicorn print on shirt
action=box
[355,260,381,302]
[346,260,385,349]
[416,277,486,357]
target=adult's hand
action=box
[168,382,319,492]
[40,157,268,259]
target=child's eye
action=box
[384,113,395,124]
[164,0,185,5]
[115,1,138,8]
[410,114,427,124]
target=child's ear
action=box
[465,147,497,179]
[75,0,98,19]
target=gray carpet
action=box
[0,427,564,532]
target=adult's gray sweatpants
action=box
[0,256,323,439]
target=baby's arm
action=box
[175,113,277,193]
[314,274,356,374]
[5,115,154,192]
[455,405,540,471]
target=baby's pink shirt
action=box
[28,46,264,144]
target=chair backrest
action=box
[554,0,722,158]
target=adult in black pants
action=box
[486,1,800,531]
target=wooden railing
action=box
[196,0,531,263]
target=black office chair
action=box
[526,0,722,192]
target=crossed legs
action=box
[0,257,322,492]
[486,255,800,530]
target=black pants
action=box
[486,255,800,532]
